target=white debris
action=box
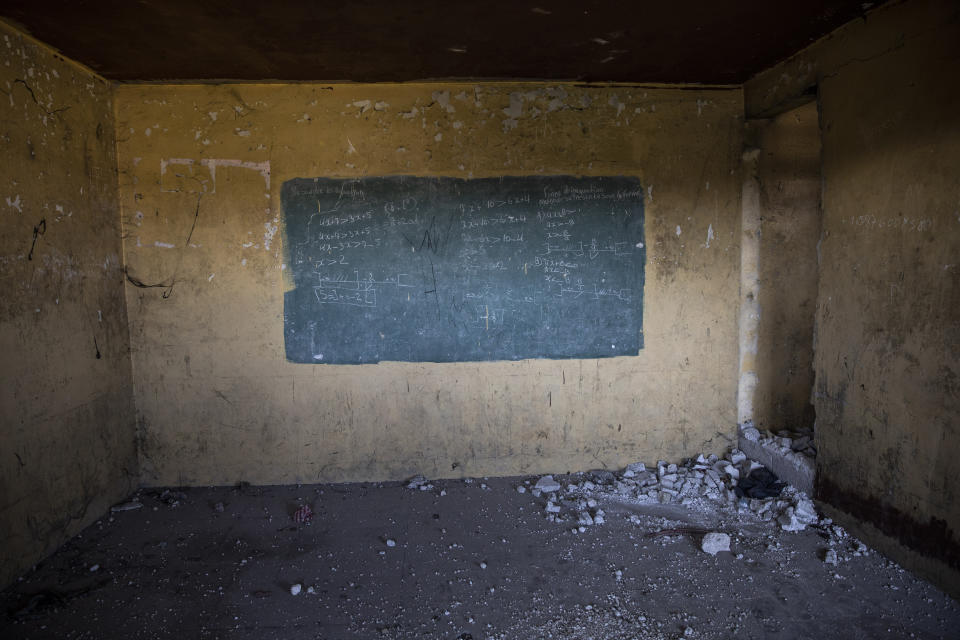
[516,485,526,494]
[779,496,819,531]
[535,475,561,493]
[290,583,302,596]
[545,501,561,514]
[406,475,429,489]
[386,538,397,547]
[701,532,731,555]
[111,500,142,512]
[89,564,100,572]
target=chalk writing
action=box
[282,176,645,364]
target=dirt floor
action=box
[2,474,959,639]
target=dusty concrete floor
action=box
[2,476,958,639]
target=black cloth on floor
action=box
[735,467,786,499]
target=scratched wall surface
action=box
[747,0,960,595]
[115,82,743,486]
[0,23,136,588]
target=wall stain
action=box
[27,218,46,260]
[817,475,960,569]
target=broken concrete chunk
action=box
[545,501,561,513]
[535,475,561,493]
[589,469,616,484]
[406,475,428,489]
[626,462,646,474]
[290,583,302,596]
[824,549,839,565]
[701,532,731,555]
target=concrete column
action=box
[737,147,762,425]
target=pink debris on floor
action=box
[292,504,313,523]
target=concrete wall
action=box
[752,102,821,432]
[0,23,136,588]
[746,0,960,594]
[114,83,744,486]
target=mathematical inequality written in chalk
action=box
[281,175,645,364]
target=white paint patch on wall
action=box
[502,92,524,131]
[203,159,271,191]
[608,95,625,118]
[154,241,175,248]
[264,218,280,251]
[432,91,454,113]
[705,223,715,248]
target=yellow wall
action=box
[747,0,960,594]
[0,22,136,587]
[753,101,821,431]
[114,83,744,486]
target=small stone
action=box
[701,532,731,555]
[516,485,526,494]
[545,501,561,513]
[290,584,302,596]
[535,475,561,493]
[307,586,316,594]
[110,501,142,512]
[386,538,397,547]
[214,502,225,512]
[479,561,487,569]
[824,549,839,565]
[89,564,100,572]
[741,426,760,442]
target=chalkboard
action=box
[282,175,644,364]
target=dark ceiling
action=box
[0,1,878,84]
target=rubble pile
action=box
[520,448,819,533]
[740,424,816,461]
[403,447,823,536]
